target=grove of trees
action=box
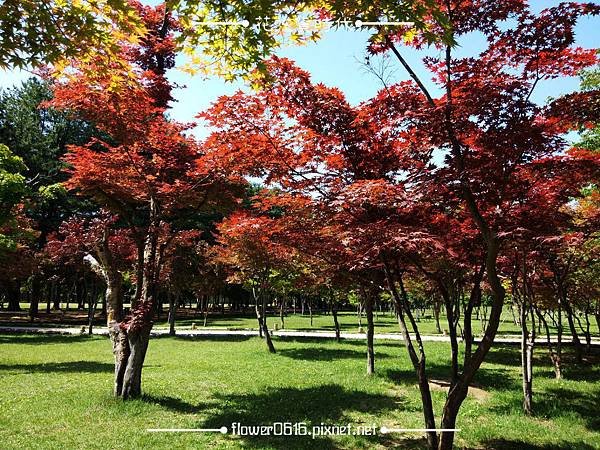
[0,2,598,450]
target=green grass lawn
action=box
[1,333,599,449]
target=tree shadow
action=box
[165,334,255,343]
[273,336,403,349]
[142,393,198,414]
[0,360,113,374]
[168,316,255,327]
[386,364,518,392]
[0,334,101,345]
[490,385,600,432]
[277,347,392,361]
[478,438,597,450]
[146,384,407,449]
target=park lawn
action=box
[0,334,599,450]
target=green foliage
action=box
[0,0,142,70]
[0,143,28,256]
[0,78,98,243]
[170,0,447,79]
[0,144,26,223]
[0,78,94,184]
[578,67,600,152]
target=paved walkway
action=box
[1,325,599,346]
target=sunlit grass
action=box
[1,333,599,449]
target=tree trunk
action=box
[121,326,151,399]
[439,384,468,450]
[537,309,561,380]
[29,277,40,321]
[253,288,276,353]
[438,235,506,450]
[168,293,176,336]
[332,302,341,342]
[357,302,363,329]
[87,285,98,335]
[84,250,131,398]
[261,294,276,353]
[520,303,534,415]
[365,290,375,375]
[53,282,61,310]
[383,263,438,450]
[562,299,583,363]
[279,297,285,329]
[433,299,442,334]
[46,281,53,313]
[203,295,209,327]
[6,280,21,311]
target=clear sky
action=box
[1,0,598,141]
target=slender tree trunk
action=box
[261,294,276,353]
[433,299,442,334]
[203,295,209,327]
[255,293,264,338]
[332,301,341,342]
[364,289,375,375]
[562,299,583,363]
[46,282,53,313]
[439,236,506,450]
[133,242,144,307]
[168,293,176,336]
[520,302,534,415]
[29,277,40,322]
[253,288,276,353]
[581,311,591,353]
[537,309,561,379]
[383,263,438,450]
[279,296,285,329]
[87,286,98,335]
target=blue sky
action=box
[1,0,598,141]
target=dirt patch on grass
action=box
[428,379,490,402]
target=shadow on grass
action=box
[0,360,113,374]
[277,347,392,361]
[386,364,519,392]
[144,384,414,449]
[490,385,600,432]
[166,316,256,327]
[142,393,198,414]
[272,336,403,349]
[0,334,102,345]
[168,334,255,343]
[479,438,597,450]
